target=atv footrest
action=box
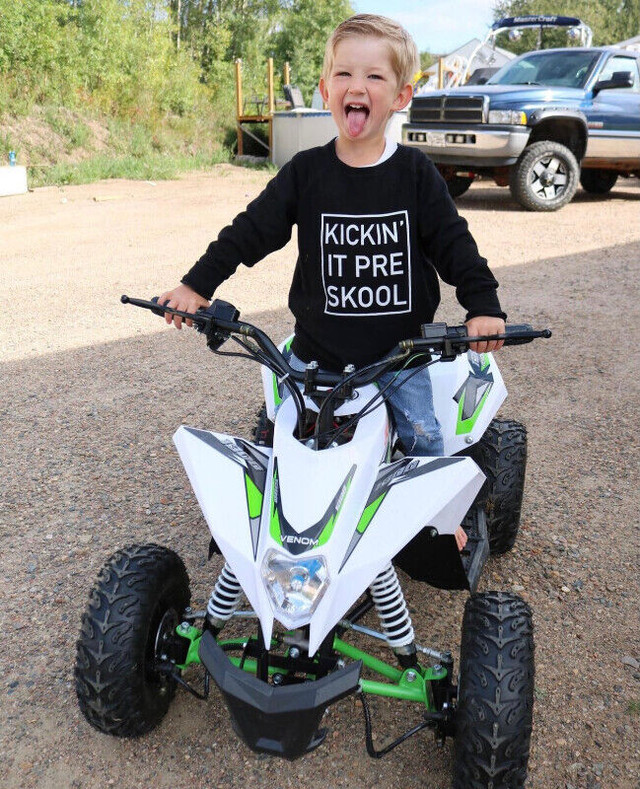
[199,630,362,760]
[459,505,489,593]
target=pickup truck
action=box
[402,46,640,210]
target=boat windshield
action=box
[487,50,600,88]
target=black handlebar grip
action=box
[503,324,536,345]
[149,296,166,318]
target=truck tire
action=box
[509,141,579,211]
[75,544,190,737]
[446,175,473,199]
[580,168,618,194]
[453,592,534,789]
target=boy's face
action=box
[319,36,412,146]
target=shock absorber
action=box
[206,563,244,634]
[369,563,417,667]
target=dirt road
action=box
[1,169,639,788]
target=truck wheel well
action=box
[528,119,586,161]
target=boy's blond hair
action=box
[322,14,420,88]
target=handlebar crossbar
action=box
[121,295,552,388]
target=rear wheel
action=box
[470,418,527,554]
[75,543,190,737]
[580,168,618,194]
[453,592,535,789]
[509,141,579,211]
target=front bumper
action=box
[199,630,362,760]
[402,124,530,167]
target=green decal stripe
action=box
[244,473,263,519]
[272,373,283,406]
[272,338,294,406]
[455,386,492,435]
[481,353,490,371]
[269,471,282,544]
[316,476,354,547]
[356,493,386,534]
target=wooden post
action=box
[235,59,243,118]
[438,57,444,89]
[284,62,291,86]
[235,59,243,155]
[267,57,275,115]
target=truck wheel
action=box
[446,175,473,199]
[580,168,618,194]
[252,403,274,447]
[509,141,579,211]
[470,418,527,555]
[453,592,534,789]
[75,544,190,737]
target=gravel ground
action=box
[1,169,639,789]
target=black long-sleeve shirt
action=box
[183,141,505,371]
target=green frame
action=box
[174,625,447,708]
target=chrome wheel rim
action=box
[529,154,569,201]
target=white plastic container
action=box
[271,109,409,168]
[271,109,338,167]
[0,165,28,197]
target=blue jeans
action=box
[283,352,444,457]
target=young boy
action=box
[159,14,506,548]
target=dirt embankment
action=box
[1,170,639,788]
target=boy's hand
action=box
[158,284,210,329]
[465,316,505,353]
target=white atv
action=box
[75,296,551,788]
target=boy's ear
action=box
[392,83,413,111]
[318,77,329,103]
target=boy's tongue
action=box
[347,107,368,137]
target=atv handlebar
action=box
[121,295,551,387]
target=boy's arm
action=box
[180,162,298,302]
[417,159,506,334]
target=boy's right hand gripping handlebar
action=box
[407,322,552,359]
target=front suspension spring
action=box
[207,563,244,628]
[369,563,415,650]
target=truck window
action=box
[598,56,640,91]
[488,51,599,88]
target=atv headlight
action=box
[261,550,329,626]
[488,110,526,125]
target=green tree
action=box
[271,0,353,102]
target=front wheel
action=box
[453,592,535,789]
[509,141,579,211]
[580,168,618,194]
[75,543,191,737]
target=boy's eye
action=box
[368,74,384,81]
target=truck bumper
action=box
[402,124,530,167]
[199,630,362,760]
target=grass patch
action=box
[628,699,640,716]
[29,149,232,187]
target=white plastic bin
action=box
[0,165,28,197]
[271,109,409,168]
